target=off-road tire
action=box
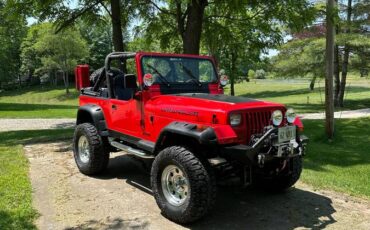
[257,156,302,192]
[151,146,216,224]
[73,123,109,175]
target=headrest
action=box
[124,74,137,89]
[113,73,125,87]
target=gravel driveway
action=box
[25,141,370,230]
[0,118,75,131]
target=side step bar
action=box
[110,141,154,159]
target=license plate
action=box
[278,126,296,143]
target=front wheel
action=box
[73,123,109,175]
[151,146,216,224]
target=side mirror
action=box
[220,75,229,87]
[143,73,154,87]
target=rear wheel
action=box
[151,146,216,224]
[73,123,109,175]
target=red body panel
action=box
[78,52,303,145]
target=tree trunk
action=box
[339,46,349,107]
[334,44,340,106]
[18,74,21,88]
[181,0,207,54]
[325,0,335,139]
[110,0,124,52]
[338,0,352,107]
[64,71,70,94]
[309,76,317,90]
[110,0,126,72]
[54,71,58,86]
[334,0,340,106]
[230,51,237,96]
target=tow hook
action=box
[257,154,265,167]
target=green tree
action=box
[141,0,317,95]
[272,38,326,90]
[12,0,144,56]
[144,0,316,55]
[0,0,27,88]
[77,17,113,70]
[203,0,317,95]
[335,0,370,106]
[273,0,370,105]
[21,23,89,94]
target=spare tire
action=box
[90,67,105,86]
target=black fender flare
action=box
[76,104,108,136]
[155,122,218,151]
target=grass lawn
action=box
[0,86,78,118]
[1,76,369,118]
[229,77,370,113]
[0,129,74,229]
[302,117,370,199]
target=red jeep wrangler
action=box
[73,52,308,224]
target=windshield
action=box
[142,56,218,84]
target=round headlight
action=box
[286,108,296,124]
[230,113,242,126]
[271,110,283,126]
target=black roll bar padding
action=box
[102,52,136,98]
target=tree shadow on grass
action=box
[0,210,37,230]
[94,154,336,230]
[302,118,370,171]
[239,88,313,99]
[0,129,74,147]
[0,85,77,96]
[0,103,77,112]
[238,86,369,101]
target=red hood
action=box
[145,93,285,125]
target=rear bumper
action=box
[220,128,309,165]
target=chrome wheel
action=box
[161,165,189,206]
[78,135,90,163]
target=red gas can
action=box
[75,65,90,90]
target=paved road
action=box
[25,141,370,230]
[1,108,369,131]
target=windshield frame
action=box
[139,54,219,86]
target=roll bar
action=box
[93,52,136,97]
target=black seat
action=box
[114,74,137,100]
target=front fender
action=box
[76,104,108,136]
[155,122,217,149]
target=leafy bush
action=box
[255,69,266,79]
[248,69,255,79]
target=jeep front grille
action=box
[245,111,272,143]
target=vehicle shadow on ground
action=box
[95,154,337,230]
[64,217,149,230]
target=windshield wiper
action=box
[182,65,202,87]
[146,64,171,87]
